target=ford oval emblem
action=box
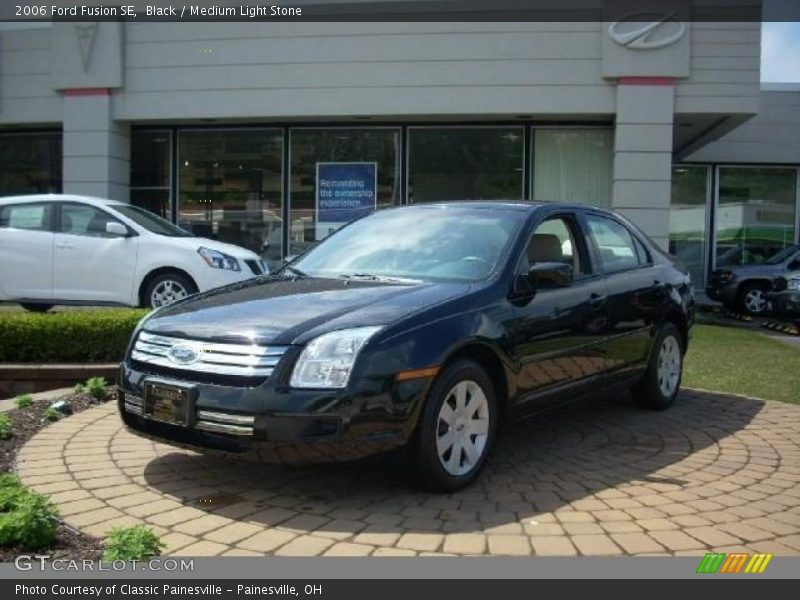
[167,345,199,365]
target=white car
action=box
[0,194,268,311]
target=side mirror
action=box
[528,262,573,287]
[105,222,129,237]
[283,254,297,264]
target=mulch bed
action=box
[0,391,110,561]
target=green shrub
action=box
[85,377,109,401]
[14,394,33,409]
[103,525,165,561]
[73,383,86,395]
[0,474,59,549]
[0,309,148,363]
[0,415,12,440]
[42,407,60,422]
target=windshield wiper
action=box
[339,273,422,284]
[283,265,309,278]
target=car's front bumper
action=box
[766,290,800,317]
[117,362,429,464]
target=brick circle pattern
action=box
[15,390,800,557]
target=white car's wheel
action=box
[144,272,197,308]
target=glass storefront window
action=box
[532,129,613,207]
[130,130,171,219]
[0,132,62,195]
[715,167,798,268]
[408,127,524,203]
[288,128,401,256]
[670,165,709,287]
[178,129,283,267]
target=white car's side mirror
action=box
[106,222,129,237]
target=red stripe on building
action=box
[62,88,111,97]
[617,77,675,86]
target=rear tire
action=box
[20,303,53,313]
[143,271,197,309]
[633,323,683,410]
[412,359,497,492]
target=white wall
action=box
[114,22,617,120]
[0,28,61,124]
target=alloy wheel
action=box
[150,280,189,307]
[435,380,490,476]
[744,288,767,314]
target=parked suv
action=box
[119,202,694,491]
[706,244,800,315]
[0,194,267,310]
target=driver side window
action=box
[521,216,582,275]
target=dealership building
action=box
[0,13,798,289]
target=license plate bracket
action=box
[143,380,195,427]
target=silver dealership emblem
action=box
[608,12,686,50]
[167,345,199,365]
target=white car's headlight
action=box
[290,326,382,389]
[198,247,241,272]
[788,278,800,291]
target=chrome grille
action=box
[131,331,288,378]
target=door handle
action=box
[55,242,74,250]
[589,293,607,308]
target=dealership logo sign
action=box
[167,345,200,366]
[609,12,686,50]
[74,23,98,72]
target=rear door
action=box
[0,201,55,301]
[52,202,139,304]
[581,212,664,378]
[508,212,610,411]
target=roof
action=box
[0,193,119,206]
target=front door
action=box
[52,202,139,304]
[0,201,54,301]
[508,213,609,411]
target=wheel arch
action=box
[137,267,198,307]
[438,340,513,425]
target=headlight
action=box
[290,326,381,389]
[198,247,241,271]
[788,279,800,291]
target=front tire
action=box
[739,282,769,315]
[144,271,197,309]
[20,303,53,313]
[633,323,683,410]
[412,360,497,492]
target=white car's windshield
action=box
[288,206,524,282]
[111,205,194,237]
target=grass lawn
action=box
[683,323,800,404]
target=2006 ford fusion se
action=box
[119,202,694,491]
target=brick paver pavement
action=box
[15,389,800,556]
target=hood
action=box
[152,235,261,260]
[723,263,784,278]
[141,276,473,345]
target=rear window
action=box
[0,203,52,231]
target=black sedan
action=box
[118,202,694,491]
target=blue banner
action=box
[316,162,377,230]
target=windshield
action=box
[765,244,800,265]
[110,205,194,237]
[288,206,524,282]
